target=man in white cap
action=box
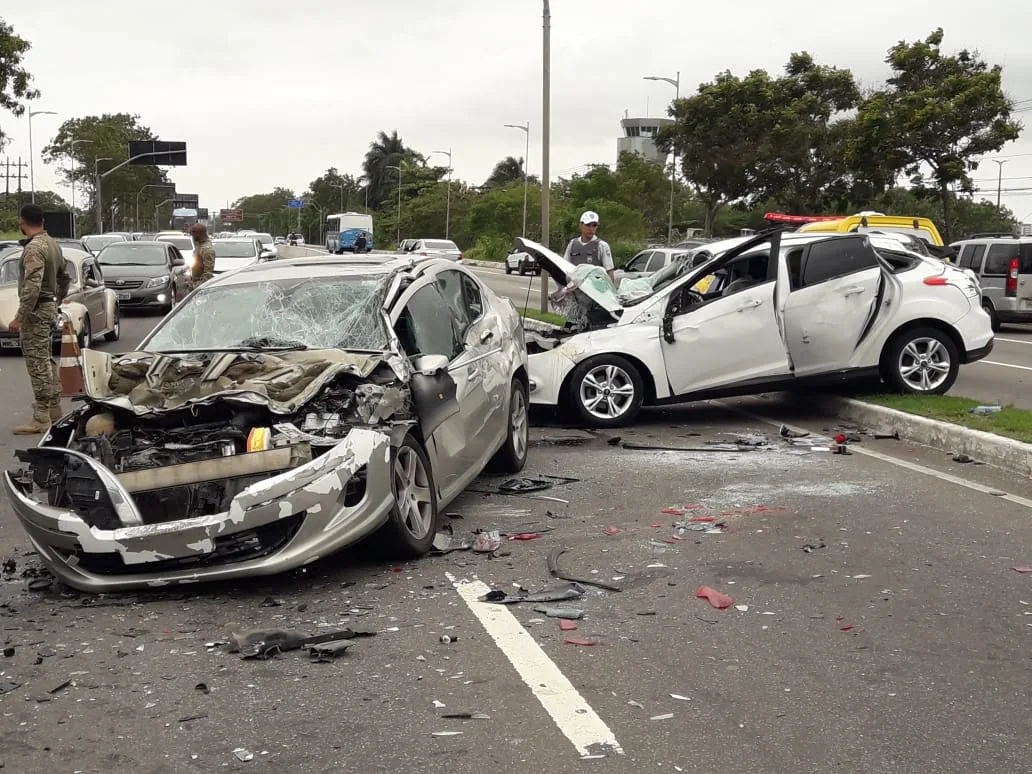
[564,210,615,283]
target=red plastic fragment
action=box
[840,625,855,631]
[507,533,539,541]
[1012,566,1032,573]
[651,523,663,528]
[682,504,704,510]
[696,585,734,609]
[689,516,716,523]
[661,508,683,515]
[564,637,596,646]
[390,567,404,573]
[834,434,847,444]
[835,616,845,621]
[559,620,578,631]
[603,527,623,536]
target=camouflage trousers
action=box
[19,302,59,413]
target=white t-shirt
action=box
[563,236,615,270]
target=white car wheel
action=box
[569,355,644,428]
[883,327,959,395]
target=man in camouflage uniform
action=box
[188,223,215,288]
[7,204,71,435]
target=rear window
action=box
[958,244,986,271]
[425,240,457,250]
[983,244,1017,276]
[1021,244,1032,274]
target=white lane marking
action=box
[446,572,623,759]
[715,400,1032,510]
[975,360,1032,372]
[996,337,1032,346]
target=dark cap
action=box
[19,204,44,226]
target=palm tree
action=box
[484,156,528,188]
[363,130,423,209]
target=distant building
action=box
[1021,223,1032,236]
[617,113,674,165]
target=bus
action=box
[325,212,374,253]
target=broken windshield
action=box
[144,274,392,352]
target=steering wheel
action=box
[683,290,705,307]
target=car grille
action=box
[111,280,144,289]
[61,512,306,575]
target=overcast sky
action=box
[3,1,1032,224]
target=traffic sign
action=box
[287,199,304,208]
[128,140,187,166]
[220,208,244,222]
[173,193,199,208]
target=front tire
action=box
[78,317,92,350]
[505,263,512,275]
[881,326,959,395]
[488,379,529,474]
[379,434,438,557]
[567,354,644,428]
[982,300,1001,332]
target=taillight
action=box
[420,251,428,256]
[1007,257,1019,296]
[923,276,948,286]
[457,253,464,261]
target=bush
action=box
[465,234,512,262]
[608,239,646,267]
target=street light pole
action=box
[154,198,173,229]
[94,157,113,233]
[504,123,531,237]
[136,184,173,232]
[69,139,93,238]
[94,149,188,234]
[643,71,679,244]
[333,183,344,212]
[28,109,57,203]
[431,149,453,239]
[387,165,402,246]
[540,0,551,313]
[993,159,1008,211]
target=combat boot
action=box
[13,407,52,436]
[50,401,64,422]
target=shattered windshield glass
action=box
[145,274,392,352]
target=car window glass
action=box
[460,274,484,320]
[64,260,78,286]
[786,247,804,290]
[91,261,104,284]
[960,244,985,270]
[645,252,667,272]
[983,243,1014,276]
[625,251,651,272]
[395,284,462,360]
[435,270,471,334]
[801,238,879,287]
[83,262,97,283]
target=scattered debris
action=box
[969,405,1002,415]
[195,682,210,694]
[802,541,826,553]
[840,625,855,632]
[225,624,375,660]
[628,700,644,709]
[445,511,463,519]
[440,712,490,720]
[233,748,254,762]
[548,547,622,592]
[696,585,734,610]
[432,527,473,554]
[622,442,760,453]
[506,532,540,541]
[473,530,502,553]
[470,475,579,503]
[873,431,900,440]
[670,694,690,701]
[851,574,872,580]
[433,700,446,708]
[564,637,597,646]
[559,620,578,631]
[439,635,458,644]
[952,454,975,464]
[2,647,13,658]
[480,581,585,605]
[431,731,464,737]
[1012,567,1032,574]
[779,424,809,439]
[178,713,208,723]
[309,640,353,663]
[533,605,584,620]
[260,596,282,607]
[650,713,675,721]
[603,527,623,536]
[734,605,749,612]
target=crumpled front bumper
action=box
[3,428,394,592]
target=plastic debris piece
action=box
[696,585,734,609]
[308,640,352,662]
[547,547,622,592]
[559,620,578,631]
[440,712,490,720]
[178,713,208,723]
[873,431,899,440]
[533,605,584,620]
[651,523,663,528]
[603,527,623,536]
[507,533,540,541]
[628,700,644,709]
[431,731,463,737]
[670,694,690,701]
[433,700,446,708]
[802,541,826,553]
[650,713,675,721]
[432,530,473,553]
[735,604,749,612]
[969,405,1002,415]
[2,647,14,658]
[840,625,855,631]
[1012,567,1032,574]
[195,682,210,694]
[952,454,974,464]
[440,635,456,644]
[233,748,254,762]
[852,574,872,579]
[472,530,502,553]
[564,637,597,646]
[480,581,586,605]
[779,424,809,438]
[834,434,847,444]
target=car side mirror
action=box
[84,277,99,288]
[412,354,450,373]
[662,314,674,343]
[172,257,185,267]
[261,250,274,259]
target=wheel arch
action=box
[880,318,967,366]
[559,350,658,407]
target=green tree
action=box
[232,187,296,236]
[484,156,537,188]
[658,69,776,235]
[849,28,1022,240]
[362,130,425,209]
[0,19,40,149]
[42,114,172,231]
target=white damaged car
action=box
[5,255,530,592]
[517,230,993,428]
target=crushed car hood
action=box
[79,347,405,416]
[513,237,624,322]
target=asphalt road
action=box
[2,293,1032,771]
[954,324,1032,409]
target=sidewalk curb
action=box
[814,395,1032,475]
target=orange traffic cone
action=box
[59,321,85,397]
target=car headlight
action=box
[146,275,170,288]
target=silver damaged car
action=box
[4,255,530,592]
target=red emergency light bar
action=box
[763,212,845,224]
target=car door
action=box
[435,268,507,471]
[661,249,791,395]
[79,259,105,329]
[782,236,884,376]
[391,281,492,498]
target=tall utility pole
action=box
[504,123,530,237]
[333,182,344,212]
[387,165,402,246]
[94,157,113,232]
[540,0,551,313]
[27,109,57,203]
[643,72,679,244]
[993,159,1008,211]
[431,149,453,239]
[69,139,93,238]
[3,158,29,199]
